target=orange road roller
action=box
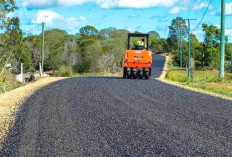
[123,33,153,79]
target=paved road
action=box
[1,55,232,156]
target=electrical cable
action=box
[186,0,195,18]
[23,24,41,33]
[192,0,212,31]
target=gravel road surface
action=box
[1,55,232,156]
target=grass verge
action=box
[164,55,232,99]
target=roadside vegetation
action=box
[1,1,232,98]
[166,55,232,98]
[164,17,232,99]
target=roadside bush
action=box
[55,66,72,77]
[0,69,23,94]
[225,61,231,73]
[73,60,91,73]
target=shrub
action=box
[55,66,72,77]
[73,59,91,73]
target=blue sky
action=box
[10,0,232,42]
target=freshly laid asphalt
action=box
[1,55,232,156]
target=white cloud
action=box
[226,29,232,36]
[22,0,179,9]
[193,2,209,11]
[32,10,62,26]
[32,10,87,29]
[226,3,232,15]
[169,6,185,15]
[215,25,220,29]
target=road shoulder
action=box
[0,77,66,149]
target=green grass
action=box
[166,62,232,99]
[0,80,24,95]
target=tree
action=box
[202,24,220,47]
[202,24,221,68]
[148,31,160,39]
[166,17,187,53]
[24,35,41,68]
[43,29,68,70]
[0,0,17,29]
[134,31,142,34]
[225,43,232,60]
[166,35,178,52]
[0,0,19,74]
[0,17,23,73]
[190,34,202,65]
[80,25,99,37]
[150,37,167,53]
[169,17,187,38]
[20,43,31,72]
[99,27,116,39]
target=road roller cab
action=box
[123,33,153,79]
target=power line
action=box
[24,24,41,33]
[192,0,212,31]
[186,0,195,18]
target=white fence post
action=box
[39,63,43,77]
[21,63,24,83]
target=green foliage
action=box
[55,66,72,77]
[1,11,232,79]
[20,43,32,72]
[0,16,23,74]
[149,31,160,39]
[99,27,116,39]
[204,47,220,68]
[225,44,232,60]
[80,25,99,37]
[0,0,18,29]
[43,29,68,71]
[168,17,187,37]
[150,37,167,53]
[202,24,221,68]
[166,64,232,98]
[0,69,23,94]
[166,35,178,52]
[73,60,91,73]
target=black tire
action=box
[139,70,143,79]
[132,71,137,79]
[144,71,149,80]
[127,71,132,79]
[123,69,126,79]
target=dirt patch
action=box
[0,77,66,149]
